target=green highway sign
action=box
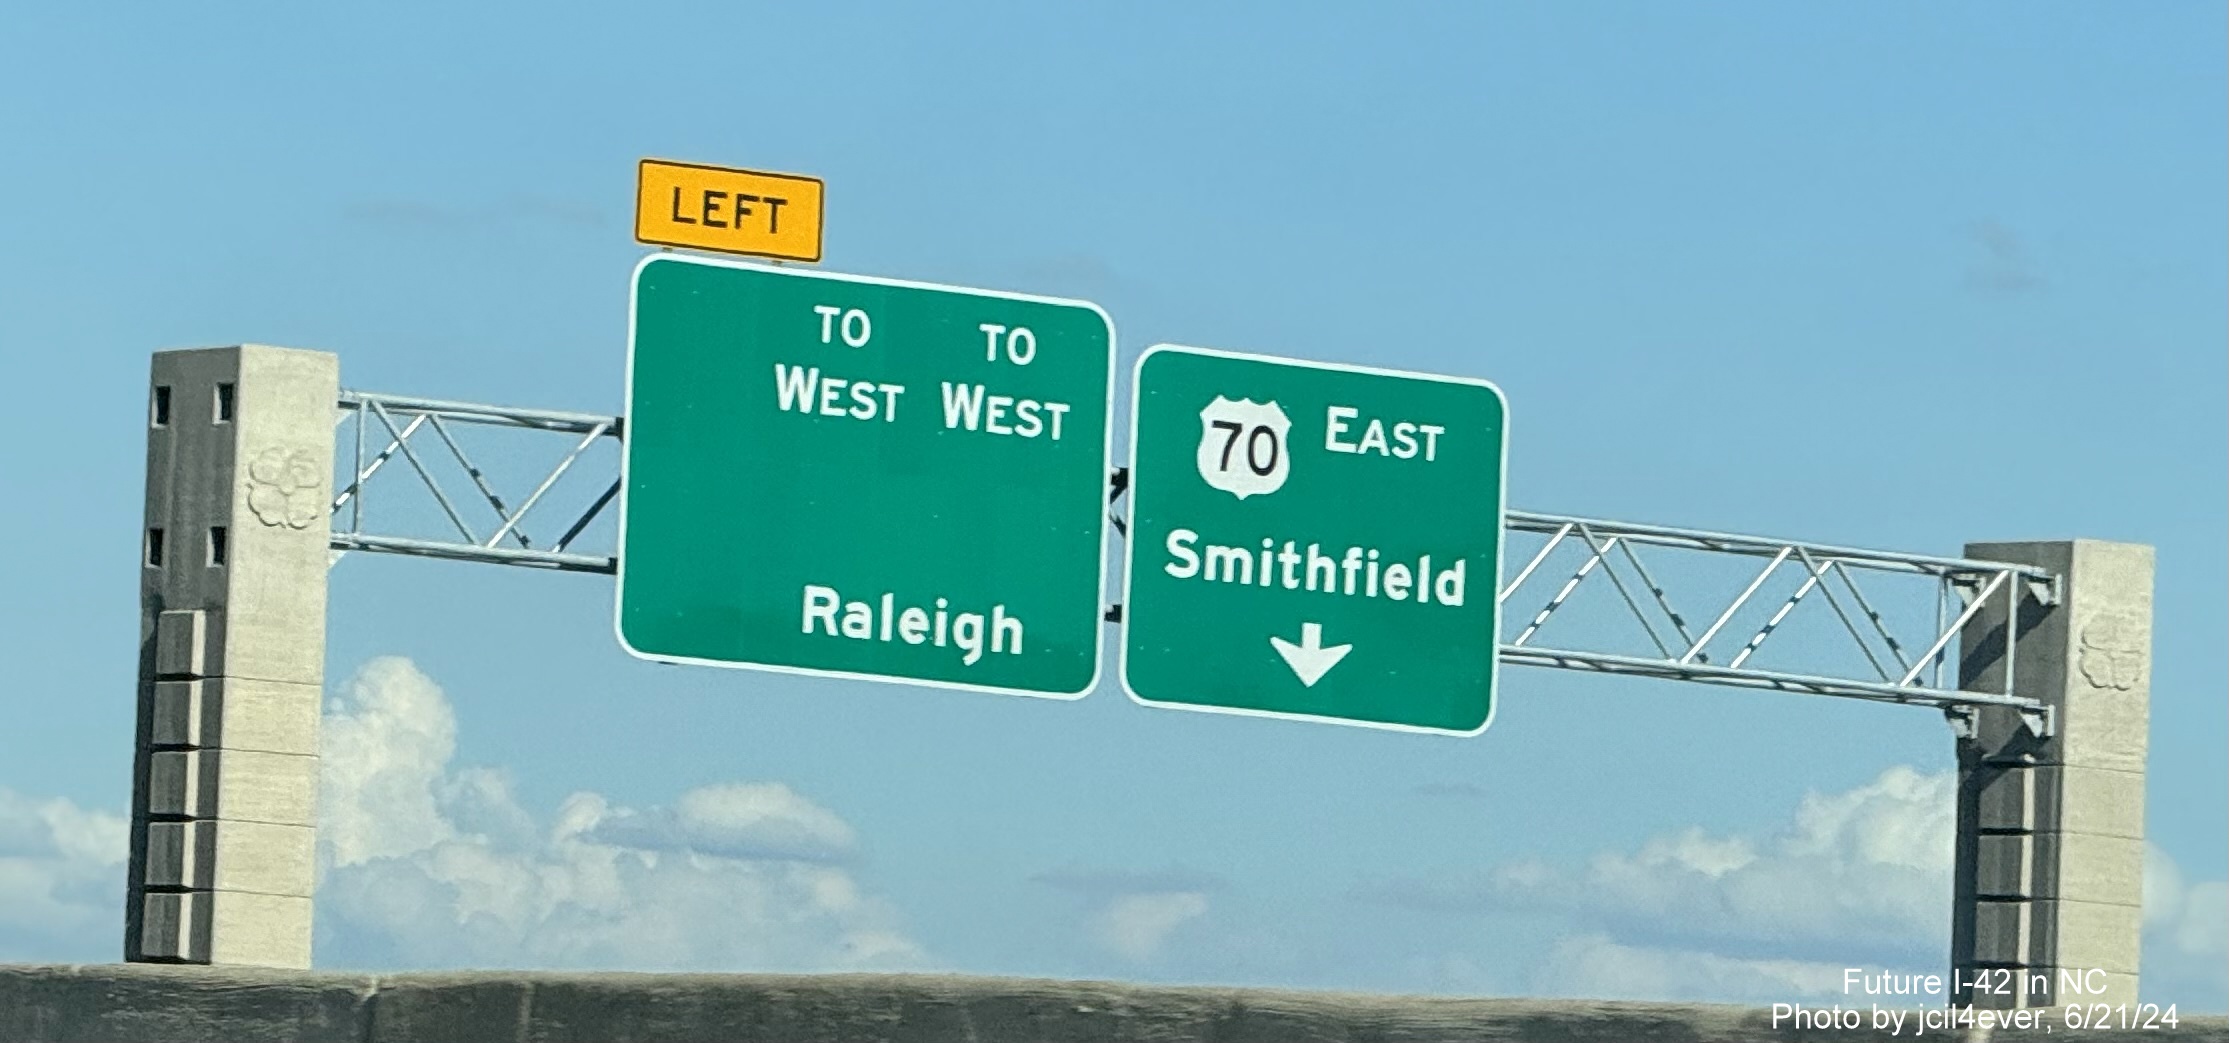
[1119,345,1509,735]
[616,254,1116,697]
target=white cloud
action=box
[1091,892,1211,962]
[2142,843,2229,1007]
[1533,933,1857,1005]
[1366,765,1955,959]
[1474,765,1959,999]
[1362,765,2228,1008]
[1550,764,1955,952]
[584,782,858,863]
[321,656,460,868]
[2146,844,2229,954]
[1033,863,1219,962]
[0,788,127,961]
[317,656,924,972]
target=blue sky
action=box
[1,1,2222,1008]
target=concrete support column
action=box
[1952,540,2151,1008]
[128,346,337,968]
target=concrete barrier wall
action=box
[1,964,2221,1042]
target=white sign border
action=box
[613,251,1120,701]
[1117,342,1511,737]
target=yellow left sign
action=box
[635,158,824,262]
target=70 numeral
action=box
[1210,420,1282,476]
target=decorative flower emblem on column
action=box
[245,447,325,530]
[2076,611,2147,691]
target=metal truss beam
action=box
[332,391,622,573]
[329,390,2056,732]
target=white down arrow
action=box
[1269,622,1352,687]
